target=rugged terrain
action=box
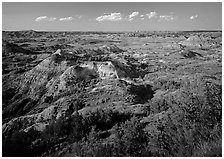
[2,30,222,157]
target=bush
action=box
[143,74,222,157]
[39,109,131,156]
[71,116,148,157]
[110,116,148,156]
[82,109,131,131]
[2,130,39,157]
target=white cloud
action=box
[96,11,177,22]
[190,14,198,20]
[49,17,57,21]
[158,15,176,21]
[140,15,144,20]
[145,11,157,19]
[59,16,73,21]
[128,11,139,21]
[35,16,56,22]
[35,16,47,22]
[96,13,122,21]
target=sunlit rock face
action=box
[80,61,128,79]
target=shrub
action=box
[71,116,148,157]
[2,130,39,157]
[143,74,222,157]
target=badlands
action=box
[2,30,222,156]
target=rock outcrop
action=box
[179,35,203,48]
[2,46,135,135]
[80,61,121,79]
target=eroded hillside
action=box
[2,30,222,157]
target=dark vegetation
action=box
[3,76,221,157]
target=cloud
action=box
[35,16,56,22]
[49,17,57,21]
[59,16,73,21]
[144,12,177,21]
[128,11,139,21]
[190,14,198,20]
[35,16,47,22]
[96,13,122,21]
[145,11,157,19]
[35,16,77,22]
[140,15,144,20]
[96,11,177,22]
[158,15,176,21]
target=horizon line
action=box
[3,29,222,32]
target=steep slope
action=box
[2,41,35,56]
[3,45,154,136]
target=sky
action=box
[2,2,222,31]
